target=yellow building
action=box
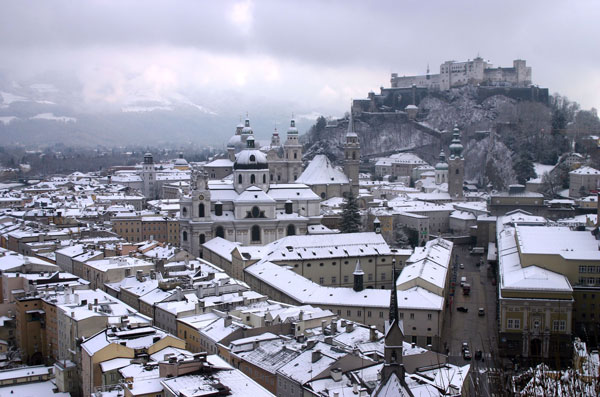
[81,326,185,397]
[497,224,574,363]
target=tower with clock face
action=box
[180,169,212,257]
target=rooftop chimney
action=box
[312,349,322,363]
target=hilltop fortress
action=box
[391,56,532,90]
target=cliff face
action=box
[305,86,538,189]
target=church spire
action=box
[389,259,399,325]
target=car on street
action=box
[478,308,485,316]
[463,349,472,360]
[459,263,464,269]
[462,342,469,351]
[457,306,468,313]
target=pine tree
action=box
[339,194,361,233]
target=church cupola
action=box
[353,260,364,291]
[449,125,464,159]
[144,152,154,164]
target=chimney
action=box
[299,310,304,321]
[94,298,98,306]
[311,349,321,363]
[136,270,144,282]
[341,319,346,328]
[370,325,377,342]
[331,368,342,382]
[346,322,354,333]
[325,336,333,345]
[224,315,232,327]
[87,303,92,310]
[321,319,327,334]
[331,318,338,334]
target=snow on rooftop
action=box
[296,154,349,185]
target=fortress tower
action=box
[448,125,464,199]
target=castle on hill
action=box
[391,56,532,90]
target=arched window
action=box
[199,234,205,245]
[251,225,260,242]
[287,224,296,236]
[198,203,205,217]
[320,192,326,199]
[352,152,356,160]
[216,226,225,239]
[251,174,256,184]
[251,206,260,218]
[182,231,188,242]
[263,174,266,184]
[294,152,297,159]
[250,154,256,162]
[238,174,242,184]
[285,201,293,214]
[182,207,187,217]
[456,169,459,175]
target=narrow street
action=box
[441,244,499,396]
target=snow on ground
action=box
[30,113,76,123]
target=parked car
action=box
[462,342,469,352]
[459,263,464,269]
[478,308,485,316]
[457,306,468,313]
[463,349,472,360]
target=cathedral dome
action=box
[234,137,268,170]
[227,134,242,148]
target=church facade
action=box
[179,135,322,257]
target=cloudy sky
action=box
[0,0,598,120]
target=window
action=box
[320,263,324,267]
[347,310,351,317]
[332,276,336,283]
[357,310,362,317]
[367,311,372,318]
[379,312,384,318]
[182,207,187,216]
[399,313,404,319]
[251,206,260,218]
[410,313,415,319]
[381,273,386,281]
[559,320,566,331]
[251,174,256,184]
[426,336,432,346]
[198,203,205,217]
[238,174,242,184]
[199,234,205,245]
[216,226,225,239]
[287,224,296,236]
[427,314,432,320]
[368,273,373,281]
[553,320,559,331]
[263,174,266,183]
[319,277,324,284]
[182,231,188,241]
[337,310,341,316]
[343,275,349,283]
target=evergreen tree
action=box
[339,194,361,233]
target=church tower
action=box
[435,149,449,185]
[284,118,302,183]
[448,125,464,199]
[344,112,360,196]
[381,259,406,384]
[142,152,156,199]
[180,168,212,257]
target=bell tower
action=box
[448,125,464,199]
[284,118,302,183]
[344,112,360,196]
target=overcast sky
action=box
[0,0,598,118]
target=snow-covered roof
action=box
[570,166,600,175]
[296,155,349,185]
